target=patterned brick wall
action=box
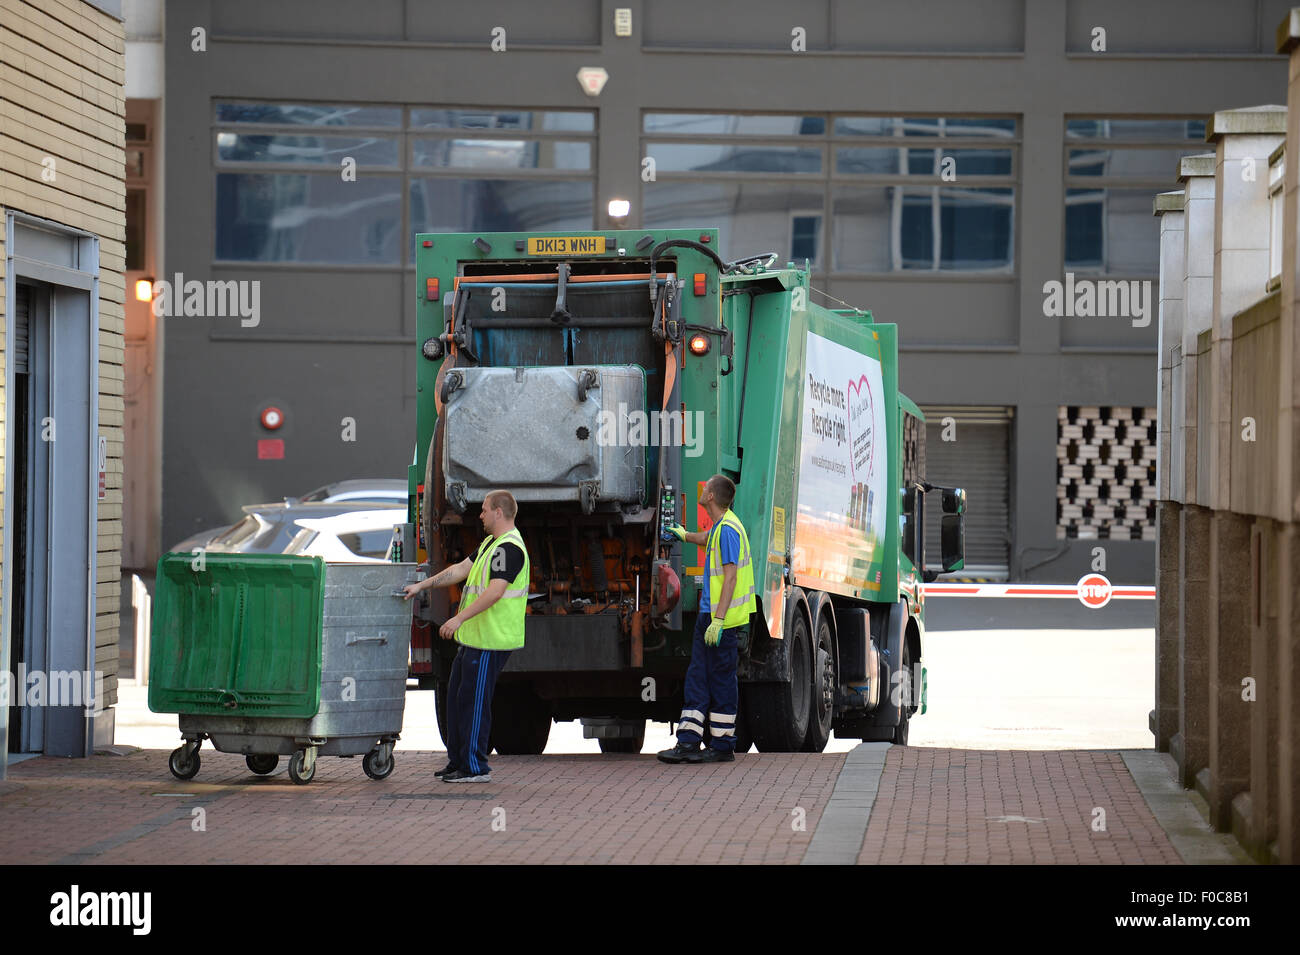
[1056,406,1157,541]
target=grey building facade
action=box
[157,0,1290,583]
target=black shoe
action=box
[656,742,700,764]
[434,763,457,777]
[687,747,735,763]
[445,770,492,783]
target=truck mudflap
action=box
[868,600,910,728]
[738,589,805,684]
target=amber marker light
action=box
[135,278,154,301]
[688,334,710,356]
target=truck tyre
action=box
[597,721,646,754]
[747,608,812,752]
[422,424,440,562]
[490,683,552,755]
[892,639,912,746]
[733,697,753,754]
[801,610,835,752]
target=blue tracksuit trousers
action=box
[446,644,512,775]
[676,613,744,752]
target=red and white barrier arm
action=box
[922,583,1155,599]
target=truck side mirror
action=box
[942,487,966,515]
[941,513,965,573]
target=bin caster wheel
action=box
[169,745,200,780]
[363,749,394,780]
[246,754,279,775]
[287,751,315,785]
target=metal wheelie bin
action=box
[149,552,418,785]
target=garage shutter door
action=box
[14,283,30,374]
[922,406,1011,579]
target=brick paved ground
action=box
[0,749,843,865]
[858,748,1184,864]
[0,745,1190,864]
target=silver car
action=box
[170,479,407,555]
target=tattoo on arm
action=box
[427,567,456,588]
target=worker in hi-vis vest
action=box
[657,474,757,764]
[403,489,530,783]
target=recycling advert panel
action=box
[794,330,887,594]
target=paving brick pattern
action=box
[0,749,844,865]
[858,748,1183,864]
[0,746,1190,864]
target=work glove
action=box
[663,523,687,542]
[705,617,724,647]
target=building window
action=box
[791,215,820,263]
[1056,405,1156,541]
[126,122,149,270]
[642,113,1017,273]
[126,189,146,270]
[214,103,596,265]
[1064,118,1206,275]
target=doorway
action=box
[3,215,100,762]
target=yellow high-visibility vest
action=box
[456,527,530,650]
[706,509,756,629]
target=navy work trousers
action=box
[446,644,512,775]
[676,613,744,752]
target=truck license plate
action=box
[526,236,606,255]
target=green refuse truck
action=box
[408,228,967,753]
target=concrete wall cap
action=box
[1276,8,1300,53]
[1206,105,1287,140]
[1154,191,1185,215]
[1178,153,1217,179]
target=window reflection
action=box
[642,181,825,265]
[216,174,401,264]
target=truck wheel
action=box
[892,640,912,746]
[598,722,646,754]
[801,611,835,752]
[423,424,440,559]
[490,683,552,755]
[733,697,753,754]
[747,608,812,752]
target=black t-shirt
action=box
[486,541,526,583]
